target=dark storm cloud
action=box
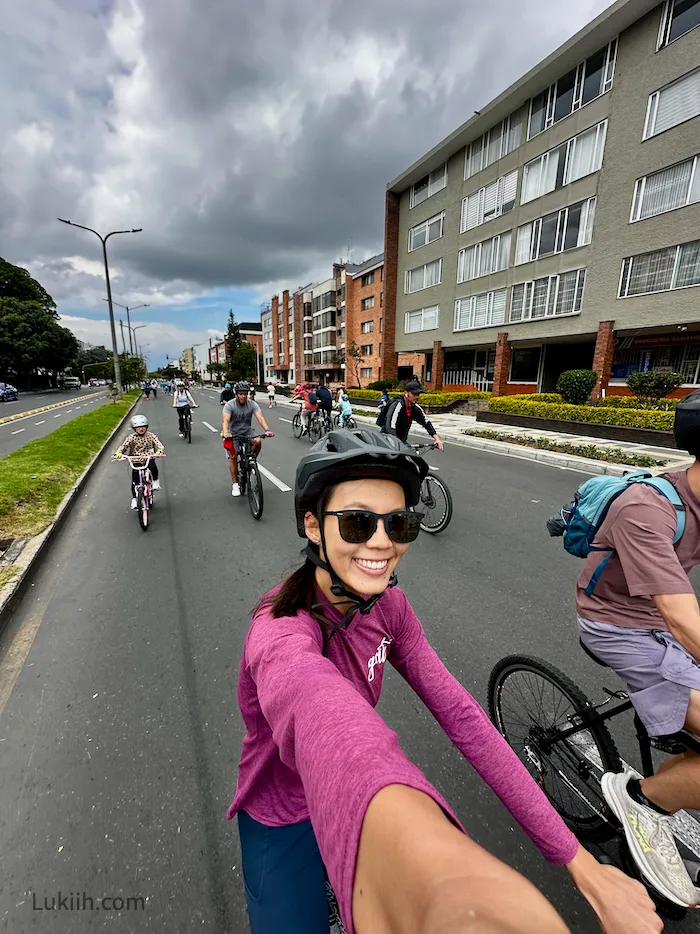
[0,0,611,303]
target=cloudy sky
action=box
[1,0,611,367]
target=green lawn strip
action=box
[462,429,668,468]
[0,565,19,589]
[0,391,140,540]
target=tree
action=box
[626,370,684,408]
[336,340,365,388]
[229,341,258,382]
[0,297,79,388]
[0,257,57,315]
[208,361,227,383]
[225,310,241,362]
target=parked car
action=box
[63,377,81,390]
[0,382,18,402]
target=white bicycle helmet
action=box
[131,414,148,429]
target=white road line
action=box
[202,421,218,433]
[53,413,62,418]
[257,464,292,492]
[11,428,25,435]
[279,417,293,424]
[34,420,45,425]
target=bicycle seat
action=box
[579,638,609,668]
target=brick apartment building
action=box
[207,322,263,383]
[382,0,700,396]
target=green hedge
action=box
[597,395,677,411]
[506,393,564,404]
[487,397,674,431]
[347,389,491,405]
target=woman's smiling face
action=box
[305,478,411,600]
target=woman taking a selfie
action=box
[227,430,659,934]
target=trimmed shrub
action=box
[597,394,677,411]
[347,389,491,405]
[367,378,399,391]
[487,397,674,431]
[626,370,684,408]
[556,369,599,405]
[507,393,564,404]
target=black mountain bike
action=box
[411,443,452,534]
[178,405,193,443]
[236,434,273,520]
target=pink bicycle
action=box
[112,452,166,531]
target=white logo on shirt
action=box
[367,637,392,682]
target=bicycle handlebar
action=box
[112,453,166,465]
[410,442,440,453]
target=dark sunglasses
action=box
[324,509,423,544]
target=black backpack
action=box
[376,397,393,428]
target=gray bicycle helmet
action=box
[294,429,428,536]
[234,380,250,392]
[674,389,700,456]
[131,414,148,429]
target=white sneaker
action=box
[601,770,699,907]
[152,479,161,491]
[130,497,137,510]
[179,432,184,438]
[231,483,241,497]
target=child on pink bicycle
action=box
[114,414,165,509]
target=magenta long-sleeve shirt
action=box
[227,586,578,933]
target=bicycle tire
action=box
[333,413,340,428]
[187,414,192,444]
[345,417,357,430]
[309,415,322,443]
[248,461,264,520]
[488,655,622,842]
[137,488,148,531]
[418,474,453,534]
[292,413,304,439]
[238,454,247,495]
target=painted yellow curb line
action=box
[0,392,106,427]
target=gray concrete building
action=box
[383,0,700,397]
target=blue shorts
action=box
[237,811,331,934]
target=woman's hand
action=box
[567,847,662,933]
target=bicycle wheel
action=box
[309,415,322,443]
[345,417,357,430]
[187,414,192,444]
[137,488,148,531]
[333,413,340,428]
[247,461,264,520]
[238,454,247,495]
[418,474,453,534]
[292,413,304,439]
[488,655,622,842]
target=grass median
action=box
[0,391,140,540]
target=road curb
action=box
[0,392,106,427]
[0,395,140,633]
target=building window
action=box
[405,305,440,333]
[458,232,511,283]
[380,292,383,307]
[510,269,586,322]
[528,40,617,138]
[631,154,700,221]
[361,320,375,333]
[379,317,383,331]
[361,271,375,286]
[408,211,445,251]
[361,296,375,310]
[453,289,507,331]
[619,240,700,297]
[461,170,518,232]
[410,164,447,208]
[361,367,373,379]
[464,105,527,179]
[644,66,700,139]
[361,344,373,356]
[509,346,542,383]
[405,258,442,293]
[515,198,596,264]
[658,0,700,47]
[521,122,607,204]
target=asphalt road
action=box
[0,390,695,933]
[0,389,108,459]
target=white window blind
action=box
[464,106,527,179]
[409,212,445,251]
[405,306,439,332]
[460,170,518,231]
[411,164,447,207]
[453,289,507,331]
[514,198,596,265]
[405,259,442,293]
[521,122,606,203]
[566,122,607,183]
[510,269,586,322]
[631,155,700,220]
[457,232,511,282]
[619,240,700,296]
[644,67,700,139]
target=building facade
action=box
[207,322,263,383]
[385,0,700,396]
[345,255,385,387]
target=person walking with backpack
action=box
[380,380,443,450]
[548,390,700,908]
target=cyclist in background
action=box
[222,381,273,497]
[114,414,164,509]
[292,383,317,436]
[220,382,234,406]
[150,378,158,400]
[249,384,257,402]
[316,383,333,429]
[172,381,198,436]
[227,430,659,934]
[381,380,444,451]
[335,392,354,427]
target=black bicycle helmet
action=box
[234,380,250,392]
[294,429,428,536]
[674,389,700,456]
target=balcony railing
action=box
[443,369,492,391]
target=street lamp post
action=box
[105,300,150,354]
[58,219,142,397]
[131,325,148,365]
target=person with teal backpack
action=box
[548,390,700,909]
